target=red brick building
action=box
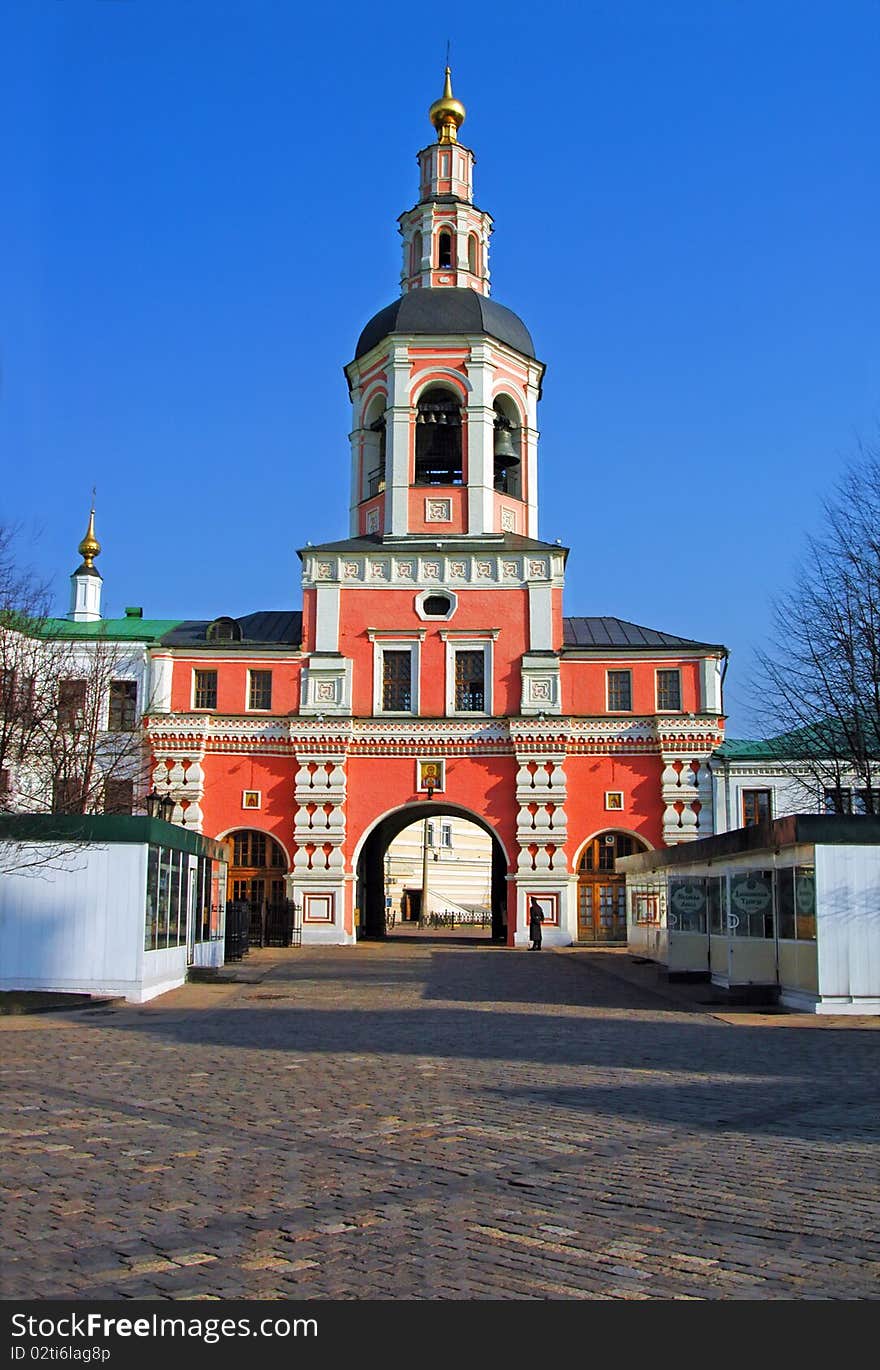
[145,71,727,946]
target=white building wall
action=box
[815,844,880,1012]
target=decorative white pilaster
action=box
[660,754,704,844]
[513,750,573,945]
[151,753,206,831]
[290,754,351,944]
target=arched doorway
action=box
[356,803,509,941]
[226,829,288,907]
[577,831,650,942]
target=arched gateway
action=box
[356,804,508,940]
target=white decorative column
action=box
[289,753,350,945]
[660,754,702,844]
[513,750,572,945]
[151,753,206,831]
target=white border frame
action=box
[605,667,632,713]
[416,758,446,793]
[242,790,261,811]
[373,639,421,716]
[655,666,683,713]
[247,668,273,712]
[605,791,624,811]
[415,589,458,622]
[445,639,493,717]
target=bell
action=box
[493,423,519,464]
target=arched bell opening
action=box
[576,830,650,943]
[410,229,423,279]
[356,803,508,941]
[361,393,387,501]
[437,228,455,270]
[415,386,463,486]
[492,396,522,497]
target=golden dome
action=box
[429,66,466,144]
[77,506,101,569]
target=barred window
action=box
[656,669,682,711]
[382,650,412,712]
[194,669,218,710]
[454,650,485,712]
[606,670,632,712]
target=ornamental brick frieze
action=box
[301,550,565,590]
[514,751,568,874]
[293,754,347,875]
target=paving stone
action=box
[1,943,878,1299]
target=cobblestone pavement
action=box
[2,944,879,1301]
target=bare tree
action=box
[753,438,880,811]
[1,522,153,873]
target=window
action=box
[248,670,272,711]
[0,768,10,799]
[742,789,772,826]
[411,229,423,276]
[108,680,138,731]
[606,670,632,712]
[0,668,16,710]
[656,669,682,711]
[467,233,478,275]
[438,229,454,269]
[668,878,708,933]
[415,387,463,485]
[454,650,485,712]
[53,776,83,814]
[422,595,452,617]
[206,617,241,642]
[104,777,134,814]
[441,821,453,849]
[194,669,218,710]
[728,871,775,938]
[853,789,880,815]
[824,787,852,814]
[58,679,87,724]
[382,650,412,712]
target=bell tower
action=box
[344,69,545,543]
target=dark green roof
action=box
[0,812,227,859]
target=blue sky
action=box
[2,0,878,736]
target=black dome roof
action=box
[354,288,536,360]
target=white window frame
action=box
[373,639,420,716]
[247,668,273,712]
[605,668,632,713]
[445,639,493,717]
[655,667,682,712]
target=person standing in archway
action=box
[529,899,544,951]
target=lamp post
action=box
[145,790,176,823]
[420,773,436,926]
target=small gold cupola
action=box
[429,66,466,144]
[77,506,101,571]
[68,501,103,622]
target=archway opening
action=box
[357,804,508,941]
[576,831,649,943]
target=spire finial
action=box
[429,62,466,144]
[77,498,101,570]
